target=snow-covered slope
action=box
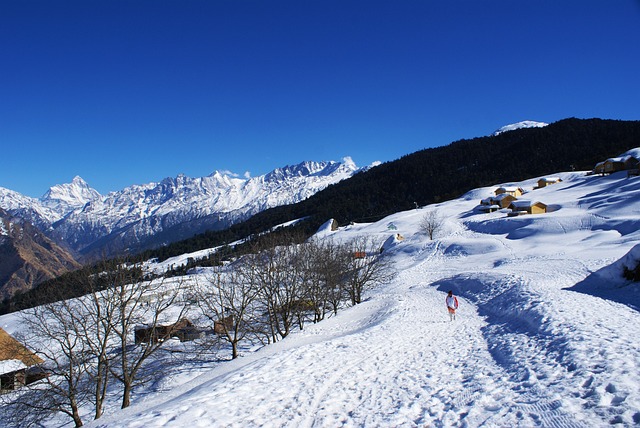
[0,158,362,258]
[494,120,549,135]
[1,157,633,427]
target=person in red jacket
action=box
[446,290,459,321]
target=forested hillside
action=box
[147,118,640,261]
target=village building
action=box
[624,156,640,177]
[535,177,562,189]
[593,162,605,175]
[134,318,204,344]
[593,155,639,176]
[493,194,518,208]
[479,193,518,213]
[494,186,525,197]
[478,203,500,213]
[603,158,627,174]
[508,200,548,216]
[0,327,44,392]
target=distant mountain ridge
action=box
[0,158,362,261]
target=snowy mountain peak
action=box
[40,176,101,212]
[341,156,357,170]
[263,160,355,182]
[0,158,362,259]
[493,120,549,136]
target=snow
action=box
[0,359,26,376]
[493,120,549,135]
[3,164,640,427]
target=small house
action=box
[0,328,43,392]
[135,318,204,344]
[593,162,605,175]
[535,177,562,189]
[495,186,525,197]
[508,200,547,215]
[492,193,517,209]
[594,155,639,176]
[214,315,234,334]
[624,156,639,170]
[603,158,626,174]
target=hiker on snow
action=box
[446,290,459,321]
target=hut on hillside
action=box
[492,193,518,209]
[603,158,627,174]
[135,318,204,344]
[495,186,525,197]
[479,193,518,213]
[508,200,548,216]
[535,177,562,189]
[593,155,639,176]
[0,328,44,392]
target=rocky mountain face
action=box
[0,208,81,300]
[0,159,361,262]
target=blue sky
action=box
[2,1,639,198]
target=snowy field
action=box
[2,164,640,427]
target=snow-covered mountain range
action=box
[0,158,363,260]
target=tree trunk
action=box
[70,397,83,427]
[122,382,132,409]
[232,342,238,359]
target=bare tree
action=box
[302,239,349,320]
[102,265,191,409]
[420,210,444,240]
[13,298,92,427]
[4,261,125,426]
[195,264,260,359]
[343,236,396,305]
[73,285,116,420]
[4,258,195,424]
[252,244,301,341]
[237,231,309,342]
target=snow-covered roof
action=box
[539,177,560,183]
[622,148,640,159]
[478,204,500,211]
[0,359,26,375]
[0,327,43,368]
[497,186,522,192]
[494,193,516,201]
[509,200,545,208]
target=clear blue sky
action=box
[2,1,639,197]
